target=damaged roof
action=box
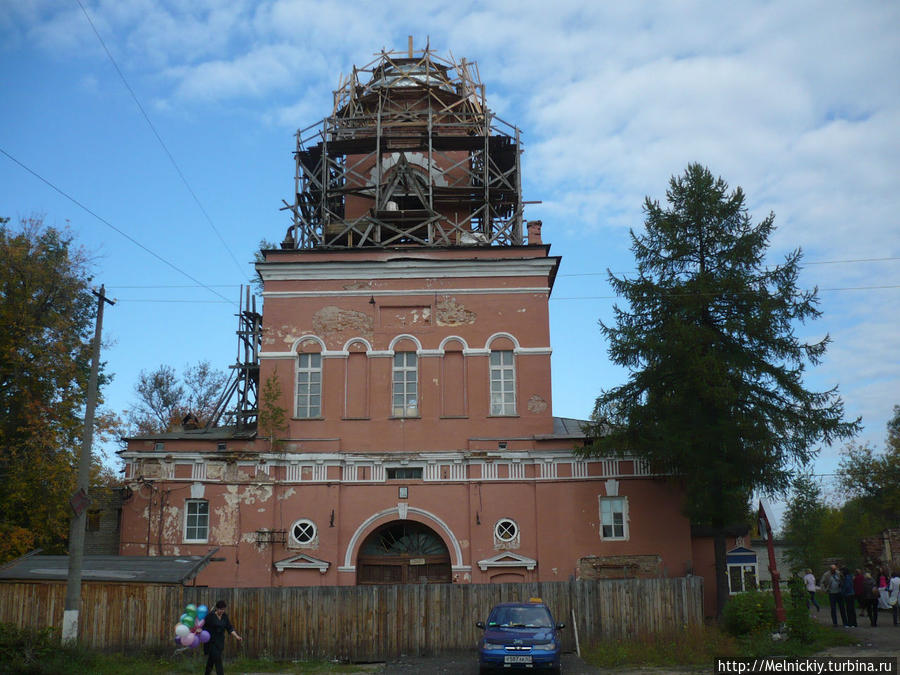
[0,551,218,584]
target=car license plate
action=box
[504,655,532,664]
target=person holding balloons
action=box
[173,603,210,650]
[203,599,242,675]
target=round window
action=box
[495,518,518,542]
[291,519,317,545]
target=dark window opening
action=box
[386,467,423,480]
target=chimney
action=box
[527,220,543,245]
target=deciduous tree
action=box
[0,215,117,562]
[836,406,900,529]
[580,165,859,615]
[126,360,227,434]
[782,470,828,572]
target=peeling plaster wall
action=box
[435,295,476,326]
[527,395,548,414]
[313,306,373,346]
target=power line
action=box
[551,284,900,301]
[108,284,243,289]
[0,146,235,305]
[114,299,234,304]
[75,0,247,279]
[558,256,900,278]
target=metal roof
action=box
[542,416,588,439]
[0,551,218,584]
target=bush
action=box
[0,623,59,673]
[786,575,816,643]
[721,591,776,636]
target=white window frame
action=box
[599,496,628,541]
[289,519,318,547]
[184,500,209,543]
[489,350,516,415]
[296,352,322,418]
[392,352,418,417]
[494,518,519,545]
[727,563,759,594]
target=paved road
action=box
[378,650,600,673]
[374,607,900,674]
[813,602,900,657]
[235,608,899,675]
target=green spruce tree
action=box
[581,164,859,615]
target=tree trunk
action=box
[714,530,729,618]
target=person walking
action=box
[203,600,243,675]
[820,564,847,627]
[862,572,879,627]
[840,566,857,627]
[803,568,820,612]
[889,570,900,626]
[853,569,866,618]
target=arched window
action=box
[489,350,516,415]
[392,352,418,417]
[296,339,323,418]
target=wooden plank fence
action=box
[0,577,703,660]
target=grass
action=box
[1,653,381,674]
[581,621,857,670]
[0,646,380,675]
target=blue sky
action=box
[2,1,899,527]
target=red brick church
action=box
[117,43,735,616]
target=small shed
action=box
[0,551,219,650]
[0,552,217,584]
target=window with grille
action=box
[494,518,519,543]
[184,500,209,543]
[290,519,317,546]
[392,352,418,417]
[599,496,628,540]
[489,350,516,415]
[296,353,322,418]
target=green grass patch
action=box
[0,624,379,674]
[582,621,857,670]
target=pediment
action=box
[477,551,537,572]
[274,553,330,574]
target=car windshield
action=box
[488,606,552,628]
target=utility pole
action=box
[62,285,115,644]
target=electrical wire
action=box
[0,146,236,305]
[75,0,247,279]
[551,284,900,301]
[558,256,900,277]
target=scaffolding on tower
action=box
[207,285,261,433]
[281,39,523,249]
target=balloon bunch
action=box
[173,603,210,648]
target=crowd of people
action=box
[803,565,900,628]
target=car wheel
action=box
[479,667,493,675]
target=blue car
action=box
[476,599,564,674]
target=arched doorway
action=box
[357,520,452,585]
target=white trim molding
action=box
[257,257,559,283]
[342,505,469,571]
[274,553,330,574]
[477,551,537,572]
